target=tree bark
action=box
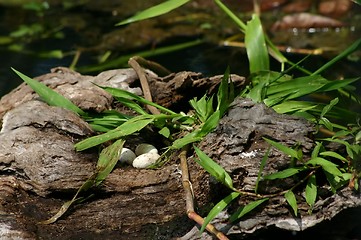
[0,67,360,240]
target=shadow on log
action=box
[0,67,360,240]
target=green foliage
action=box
[12,0,361,233]
[229,198,269,222]
[12,68,85,116]
[116,0,191,26]
[305,174,317,212]
[245,14,269,73]
[194,146,234,190]
[200,192,240,233]
[285,190,298,216]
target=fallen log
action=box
[0,67,360,240]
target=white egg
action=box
[135,143,158,156]
[119,147,136,165]
[132,152,160,168]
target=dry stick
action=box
[179,147,229,240]
[128,57,160,115]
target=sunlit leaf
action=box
[75,115,154,151]
[307,157,343,176]
[200,192,240,233]
[95,139,125,186]
[158,126,170,138]
[263,167,306,180]
[12,68,85,116]
[229,198,268,222]
[305,174,317,210]
[194,146,234,190]
[170,130,203,149]
[320,151,347,163]
[245,14,269,73]
[311,142,323,159]
[200,111,220,136]
[99,85,176,115]
[116,0,191,25]
[263,138,301,160]
[320,98,339,117]
[313,37,361,75]
[285,190,298,216]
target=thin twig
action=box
[179,147,229,240]
[128,57,160,115]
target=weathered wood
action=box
[0,68,359,240]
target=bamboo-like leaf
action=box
[170,130,203,150]
[285,190,298,216]
[199,111,220,136]
[245,14,269,73]
[320,98,339,118]
[75,115,154,151]
[255,147,270,193]
[99,85,176,115]
[229,198,269,222]
[312,37,361,75]
[95,139,124,186]
[311,142,323,159]
[216,66,234,117]
[12,68,85,116]
[194,146,234,190]
[263,167,306,180]
[200,192,240,233]
[305,174,317,210]
[273,101,318,114]
[307,157,343,176]
[41,140,124,224]
[320,151,347,162]
[263,138,300,160]
[116,0,191,25]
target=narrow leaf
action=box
[200,192,240,233]
[12,68,85,116]
[194,146,234,190]
[264,138,300,160]
[305,174,317,210]
[75,115,154,151]
[95,139,124,186]
[285,190,298,216]
[263,167,306,180]
[116,0,191,25]
[229,198,268,222]
[245,14,269,73]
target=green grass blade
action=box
[214,0,247,31]
[263,167,306,180]
[75,115,154,151]
[100,85,176,115]
[307,157,343,176]
[12,68,85,116]
[199,111,220,136]
[285,190,298,216]
[264,138,300,160]
[245,14,269,73]
[95,139,124,186]
[194,146,234,189]
[200,192,240,233]
[77,39,203,73]
[116,0,191,25]
[312,37,361,76]
[305,174,317,210]
[170,130,203,149]
[229,198,268,222]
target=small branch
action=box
[179,147,229,240]
[128,57,160,115]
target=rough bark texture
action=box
[0,67,360,240]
